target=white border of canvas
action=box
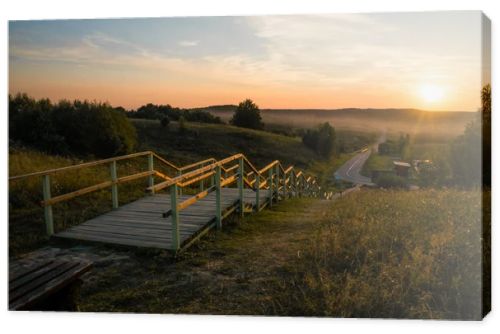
[1,1,498,333]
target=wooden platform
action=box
[9,258,92,310]
[55,188,269,250]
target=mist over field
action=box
[202,107,476,138]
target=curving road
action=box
[334,150,374,186]
[334,134,386,186]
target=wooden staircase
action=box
[9,151,322,252]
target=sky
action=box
[9,12,488,111]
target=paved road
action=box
[334,134,386,186]
[334,150,374,186]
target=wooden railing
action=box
[147,153,321,250]
[9,151,322,250]
[9,151,212,237]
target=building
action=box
[393,161,411,178]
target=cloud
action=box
[9,13,482,110]
[178,40,199,47]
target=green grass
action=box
[9,120,367,257]
[9,148,149,257]
[360,153,394,177]
[133,119,320,170]
[77,188,484,319]
[282,188,484,319]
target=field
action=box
[360,153,394,177]
[76,188,485,319]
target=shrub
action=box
[128,103,222,124]
[302,122,336,159]
[230,99,264,130]
[178,116,187,134]
[160,116,170,128]
[9,93,137,157]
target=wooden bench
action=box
[9,259,92,311]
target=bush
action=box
[9,93,137,157]
[178,116,187,134]
[230,99,264,130]
[160,116,170,128]
[302,122,336,159]
[128,103,222,124]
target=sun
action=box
[419,84,444,103]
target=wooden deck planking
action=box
[55,188,268,250]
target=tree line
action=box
[127,103,223,124]
[9,93,137,157]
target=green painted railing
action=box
[10,151,322,251]
[148,153,321,250]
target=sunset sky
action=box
[9,11,488,111]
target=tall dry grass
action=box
[281,189,483,319]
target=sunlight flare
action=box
[419,84,445,103]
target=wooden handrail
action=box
[40,171,156,206]
[13,147,322,240]
[9,151,154,180]
[151,152,180,170]
[148,154,243,192]
[258,160,279,174]
[178,157,217,172]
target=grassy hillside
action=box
[9,120,370,257]
[360,153,394,177]
[132,118,320,170]
[78,188,484,319]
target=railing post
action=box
[238,156,244,217]
[297,175,301,197]
[42,175,54,236]
[170,183,180,251]
[268,167,273,207]
[275,165,280,202]
[210,168,215,188]
[110,161,118,209]
[148,153,155,195]
[215,165,222,229]
[284,172,288,199]
[255,174,260,211]
[290,171,295,198]
[177,170,183,196]
[199,162,205,192]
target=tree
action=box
[9,93,137,157]
[178,115,187,134]
[161,116,170,128]
[302,122,336,159]
[482,84,491,187]
[230,99,264,130]
[449,85,490,188]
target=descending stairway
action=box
[9,151,322,251]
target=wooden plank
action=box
[9,260,54,283]
[10,261,92,310]
[41,180,113,206]
[10,261,62,291]
[57,230,172,248]
[9,261,80,302]
[178,171,215,188]
[82,221,205,235]
[178,186,216,211]
[67,225,189,239]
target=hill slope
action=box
[78,188,485,319]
